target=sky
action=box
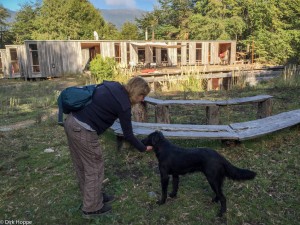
[1,0,158,11]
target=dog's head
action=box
[141,130,165,148]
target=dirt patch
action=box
[0,109,57,132]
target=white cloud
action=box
[104,0,136,8]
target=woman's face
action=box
[131,94,145,105]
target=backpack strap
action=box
[57,94,64,126]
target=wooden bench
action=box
[230,109,300,140]
[110,109,300,143]
[133,95,273,124]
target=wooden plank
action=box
[145,97,216,106]
[110,109,300,141]
[230,109,300,140]
[145,95,272,106]
[110,121,239,140]
[216,95,273,105]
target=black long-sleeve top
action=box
[73,81,146,152]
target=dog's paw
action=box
[169,192,177,198]
[212,197,219,203]
[156,200,165,205]
[217,212,223,217]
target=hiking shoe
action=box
[103,193,115,203]
[78,193,115,211]
[82,204,112,219]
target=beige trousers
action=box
[64,114,104,212]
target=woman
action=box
[64,77,153,219]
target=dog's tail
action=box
[224,162,256,181]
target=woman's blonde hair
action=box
[125,76,150,103]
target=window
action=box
[10,48,20,73]
[186,43,189,64]
[161,49,168,63]
[177,43,181,64]
[152,47,156,62]
[29,44,40,72]
[138,47,145,63]
[196,43,202,64]
[114,43,121,63]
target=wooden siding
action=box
[81,49,89,70]
[168,42,177,66]
[230,41,237,65]
[120,42,127,66]
[202,42,209,65]
[0,49,8,77]
[145,46,152,64]
[3,39,237,78]
[189,42,196,65]
[18,45,28,78]
[156,48,161,65]
[24,41,82,78]
[210,42,219,64]
[181,42,187,66]
[130,44,138,63]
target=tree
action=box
[10,2,40,44]
[0,5,10,47]
[32,0,107,40]
[0,5,9,26]
[100,22,120,40]
[136,0,196,40]
[120,22,140,40]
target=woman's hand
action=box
[146,146,153,152]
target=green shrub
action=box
[89,55,117,83]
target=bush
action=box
[89,54,117,83]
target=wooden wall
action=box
[2,40,237,78]
[25,41,82,78]
[0,49,8,78]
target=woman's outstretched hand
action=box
[146,146,153,152]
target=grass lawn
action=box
[0,75,299,225]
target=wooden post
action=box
[118,102,148,151]
[206,105,219,125]
[116,135,136,151]
[257,99,272,118]
[155,105,170,123]
[132,101,148,122]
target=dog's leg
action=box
[207,176,226,217]
[218,188,227,217]
[169,174,179,198]
[158,173,169,205]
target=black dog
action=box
[142,131,256,217]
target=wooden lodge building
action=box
[0,40,236,79]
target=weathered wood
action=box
[111,109,300,141]
[230,109,300,140]
[257,98,272,118]
[145,97,217,106]
[132,102,148,122]
[111,120,238,140]
[206,105,219,125]
[155,105,170,123]
[215,95,273,105]
[142,95,273,125]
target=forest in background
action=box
[0,0,299,64]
